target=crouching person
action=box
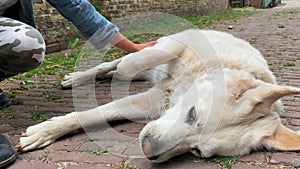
[0,17,45,168]
[0,16,45,167]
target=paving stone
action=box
[270,153,300,167]
[286,125,300,131]
[6,160,58,169]
[290,118,300,126]
[232,163,271,169]
[280,111,300,119]
[0,124,14,133]
[78,141,101,152]
[65,164,116,169]
[238,152,267,163]
[18,149,48,161]
[48,151,124,164]
[46,138,81,151]
[130,158,221,169]
[112,122,145,135]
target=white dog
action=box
[18,30,300,163]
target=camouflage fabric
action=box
[0,17,45,81]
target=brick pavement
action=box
[1,1,300,168]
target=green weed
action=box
[119,161,137,169]
[69,38,80,49]
[29,110,51,121]
[89,149,107,155]
[15,51,79,80]
[209,156,238,169]
[282,61,296,67]
[7,91,18,98]
[0,112,16,119]
[46,93,61,101]
[183,8,253,28]
[249,37,258,44]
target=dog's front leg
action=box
[18,88,164,152]
[61,57,123,89]
[17,112,81,151]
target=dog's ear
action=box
[243,83,300,106]
[262,124,300,151]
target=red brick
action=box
[232,163,271,169]
[7,160,58,169]
[290,118,300,126]
[270,153,300,167]
[47,138,81,151]
[48,151,124,164]
[65,165,115,169]
[238,152,267,163]
[280,112,300,119]
[130,158,220,169]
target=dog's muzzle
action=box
[141,135,161,161]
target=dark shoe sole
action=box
[0,151,16,168]
[0,100,11,109]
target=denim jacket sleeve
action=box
[46,0,119,50]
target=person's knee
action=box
[0,19,46,78]
[15,25,46,66]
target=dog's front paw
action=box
[17,114,79,152]
[17,120,61,152]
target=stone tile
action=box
[65,164,115,169]
[18,149,48,161]
[286,125,300,131]
[270,153,300,167]
[130,158,153,169]
[290,118,300,126]
[48,151,124,164]
[6,160,58,169]
[232,163,270,169]
[238,152,267,163]
[0,124,14,133]
[130,158,221,169]
[78,141,101,152]
[46,139,81,151]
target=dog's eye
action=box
[186,107,196,125]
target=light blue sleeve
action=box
[46,0,119,49]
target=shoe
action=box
[0,89,10,109]
[0,134,16,167]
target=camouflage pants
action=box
[0,17,45,81]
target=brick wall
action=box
[91,0,229,19]
[34,0,229,52]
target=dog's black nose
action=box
[141,135,160,161]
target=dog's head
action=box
[139,68,300,163]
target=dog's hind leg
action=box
[18,88,164,152]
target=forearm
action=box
[111,32,158,53]
[110,33,137,53]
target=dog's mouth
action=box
[189,146,202,157]
[142,135,198,163]
[142,139,203,163]
[145,147,203,163]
